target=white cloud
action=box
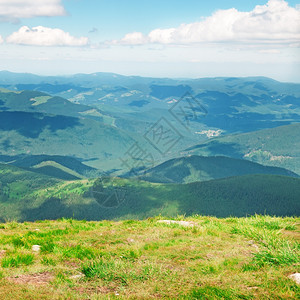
[0,35,3,44]
[119,32,149,45]
[118,0,300,45]
[6,26,89,47]
[0,0,66,21]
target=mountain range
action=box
[0,71,299,221]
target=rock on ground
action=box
[288,273,300,285]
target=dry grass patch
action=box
[7,271,54,286]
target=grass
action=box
[0,215,299,299]
[1,254,34,268]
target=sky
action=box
[0,0,299,81]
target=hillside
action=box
[0,164,299,221]
[186,123,300,175]
[0,154,98,180]
[138,155,298,183]
[0,89,104,121]
[0,163,60,191]
[1,73,300,139]
[0,109,141,172]
[1,77,300,175]
[0,89,186,172]
[0,216,299,299]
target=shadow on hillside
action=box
[0,139,13,151]
[188,141,243,159]
[0,111,82,138]
[22,197,74,221]
[21,185,173,221]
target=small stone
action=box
[127,238,135,243]
[70,274,84,279]
[288,273,300,285]
[32,245,41,252]
[157,220,196,227]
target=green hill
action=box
[0,89,163,172]
[0,110,140,172]
[0,163,61,220]
[87,175,299,220]
[0,154,99,180]
[0,89,104,121]
[186,123,300,175]
[0,163,299,221]
[0,163,60,190]
[137,155,298,183]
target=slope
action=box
[0,89,105,122]
[186,123,300,175]
[0,154,98,180]
[0,109,139,172]
[137,155,299,183]
[0,166,299,221]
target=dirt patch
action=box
[7,272,54,286]
[74,285,111,295]
[0,250,6,258]
[281,230,300,241]
[64,261,80,268]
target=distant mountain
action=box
[0,165,299,221]
[0,154,98,180]
[1,73,300,175]
[1,72,300,138]
[0,109,139,172]
[0,88,190,172]
[186,123,300,175]
[0,89,105,122]
[1,71,299,96]
[1,72,300,222]
[137,155,298,183]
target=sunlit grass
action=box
[0,216,299,299]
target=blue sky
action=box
[0,0,299,81]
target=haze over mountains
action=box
[0,71,299,220]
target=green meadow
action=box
[0,216,299,299]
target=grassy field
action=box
[0,215,299,299]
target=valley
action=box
[0,72,299,222]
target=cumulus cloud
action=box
[119,32,149,45]
[0,35,3,43]
[6,26,89,47]
[118,0,300,45]
[0,0,66,21]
